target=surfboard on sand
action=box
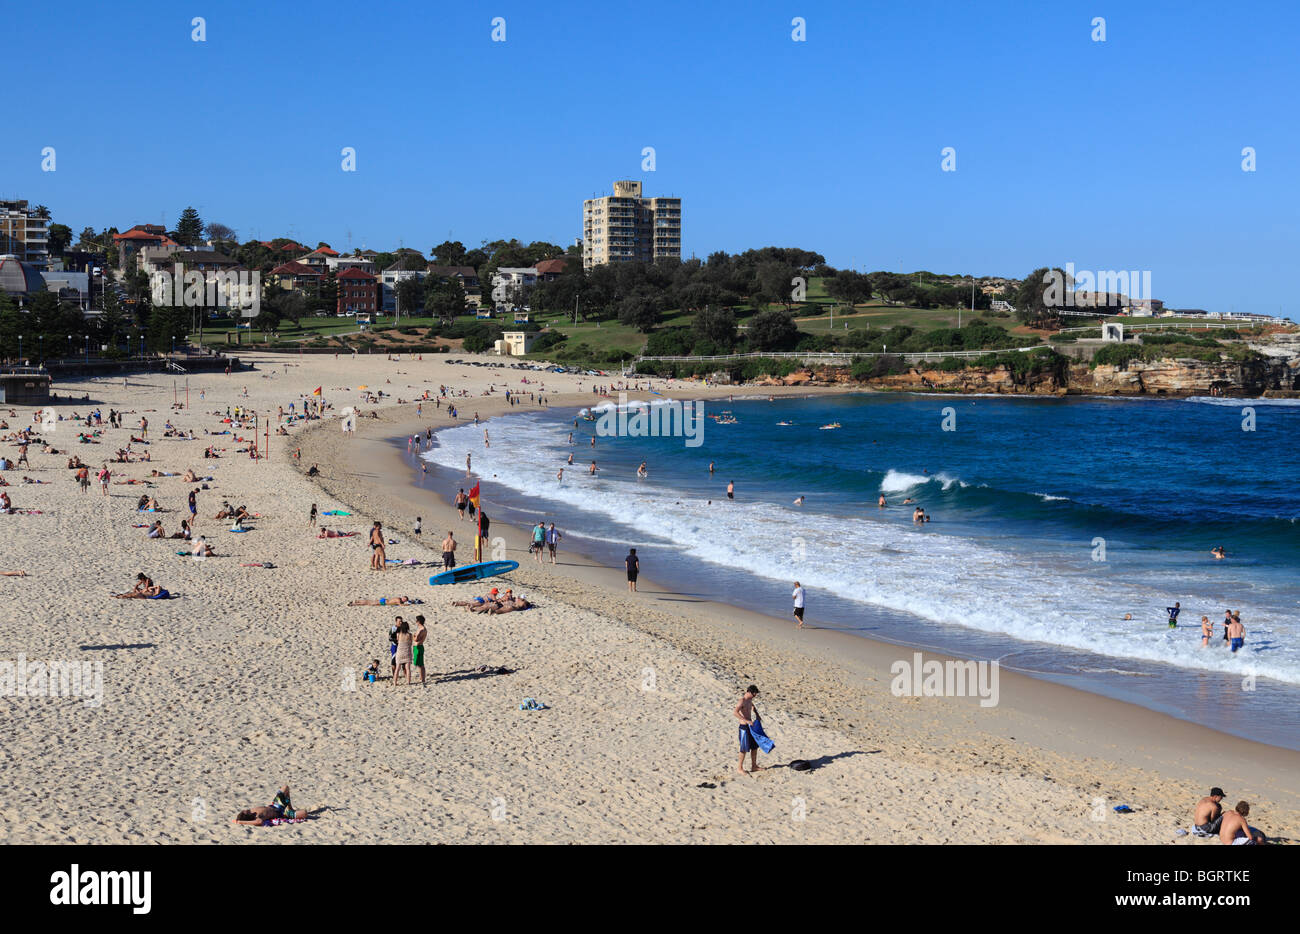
[428,560,519,586]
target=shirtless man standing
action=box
[1220,801,1266,845]
[734,685,764,776]
[369,521,386,571]
[1227,615,1245,653]
[1200,616,1214,647]
[412,615,428,686]
[442,531,457,570]
[1192,788,1226,836]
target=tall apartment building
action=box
[0,200,51,270]
[582,180,681,270]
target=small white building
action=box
[495,331,538,356]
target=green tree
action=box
[617,295,662,333]
[826,269,872,307]
[425,276,467,324]
[746,310,799,351]
[692,305,737,348]
[1013,267,1066,329]
[47,223,73,256]
[175,207,205,247]
[430,240,467,266]
[395,276,424,320]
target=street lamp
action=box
[17,334,22,362]
[38,334,43,363]
[84,335,89,363]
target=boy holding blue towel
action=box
[734,685,770,776]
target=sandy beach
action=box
[1,350,1295,844]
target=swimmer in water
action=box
[793,496,804,506]
[878,494,887,508]
[556,469,564,482]
[589,461,599,475]
[1211,545,1226,560]
[637,461,647,478]
[1200,615,1213,647]
[567,452,574,465]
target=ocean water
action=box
[417,393,1300,748]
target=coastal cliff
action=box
[762,348,1300,397]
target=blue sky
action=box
[5,0,1298,316]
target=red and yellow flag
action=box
[468,483,480,509]
[312,386,322,396]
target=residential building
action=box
[582,180,681,269]
[380,254,427,312]
[113,225,181,272]
[325,252,375,274]
[491,267,537,308]
[337,266,378,315]
[425,265,481,307]
[267,261,322,294]
[534,257,569,281]
[0,201,50,270]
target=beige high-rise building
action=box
[582,180,681,270]
[0,200,51,270]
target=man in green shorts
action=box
[412,615,428,686]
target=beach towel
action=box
[265,817,308,826]
[519,697,548,711]
[322,510,351,516]
[747,718,776,754]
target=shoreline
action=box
[294,385,1300,827]
[5,351,1294,844]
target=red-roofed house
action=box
[113,225,181,271]
[337,267,378,316]
[268,260,322,293]
[534,257,569,280]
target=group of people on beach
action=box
[1192,788,1267,844]
[1165,603,1249,652]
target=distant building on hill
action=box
[582,180,681,270]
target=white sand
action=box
[0,351,1294,844]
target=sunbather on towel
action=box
[348,596,423,606]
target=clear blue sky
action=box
[5,0,1297,316]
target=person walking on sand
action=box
[792,581,806,629]
[370,521,386,571]
[734,685,764,776]
[625,548,639,592]
[455,488,467,521]
[98,464,111,496]
[546,522,561,564]
[309,503,317,528]
[531,521,546,564]
[412,615,428,686]
[442,531,457,570]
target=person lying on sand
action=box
[318,529,357,538]
[347,596,424,606]
[488,596,532,614]
[231,802,316,825]
[1,570,28,577]
[112,573,169,599]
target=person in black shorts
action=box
[625,548,639,592]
